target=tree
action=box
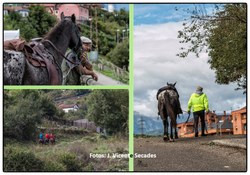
[19,18,38,40]
[4,11,38,40]
[85,90,128,135]
[4,90,59,140]
[80,7,128,58]
[27,5,57,37]
[107,38,129,69]
[4,11,22,30]
[177,4,246,93]
[4,5,56,41]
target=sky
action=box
[134,4,246,118]
[103,4,129,11]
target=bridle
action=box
[43,18,82,66]
[42,17,82,66]
[43,39,81,66]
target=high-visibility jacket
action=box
[187,93,209,112]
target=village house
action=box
[73,119,101,133]
[58,103,79,113]
[3,4,30,17]
[43,4,89,21]
[4,3,103,21]
[177,111,233,138]
[231,106,246,135]
[43,4,103,22]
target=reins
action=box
[43,39,81,66]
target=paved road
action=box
[95,72,126,85]
[134,135,246,172]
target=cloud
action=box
[134,4,222,25]
[134,21,246,117]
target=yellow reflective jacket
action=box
[187,93,209,112]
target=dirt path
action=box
[134,135,246,172]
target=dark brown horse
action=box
[4,12,82,85]
[157,82,179,142]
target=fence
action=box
[95,59,129,83]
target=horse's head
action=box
[60,12,82,55]
[167,82,177,90]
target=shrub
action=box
[4,146,44,171]
[59,153,82,171]
[43,161,65,171]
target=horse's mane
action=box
[44,19,71,40]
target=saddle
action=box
[4,39,60,85]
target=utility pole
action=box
[95,6,98,51]
[138,116,146,136]
[89,5,92,42]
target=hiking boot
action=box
[195,133,198,137]
[201,134,207,137]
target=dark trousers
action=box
[193,110,205,136]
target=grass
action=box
[4,133,128,172]
[93,65,129,84]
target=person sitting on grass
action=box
[49,133,55,144]
[45,133,50,144]
[39,132,44,144]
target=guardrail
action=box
[81,76,101,85]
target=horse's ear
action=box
[71,14,76,23]
[173,82,177,86]
[60,12,65,20]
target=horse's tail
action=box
[4,50,25,85]
[164,91,177,127]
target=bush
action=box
[43,161,65,171]
[59,153,82,171]
[4,146,44,171]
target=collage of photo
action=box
[2,3,247,173]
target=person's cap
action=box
[196,86,203,93]
[81,36,92,44]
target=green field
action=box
[4,131,128,172]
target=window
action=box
[55,10,58,14]
[242,114,246,119]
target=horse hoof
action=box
[163,136,169,142]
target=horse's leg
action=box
[162,119,168,141]
[175,128,178,139]
[175,114,179,139]
[169,119,174,141]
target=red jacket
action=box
[45,134,50,139]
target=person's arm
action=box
[203,93,209,113]
[78,65,98,81]
[187,94,193,113]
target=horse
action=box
[157,82,179,142]
[4,12,82,85]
